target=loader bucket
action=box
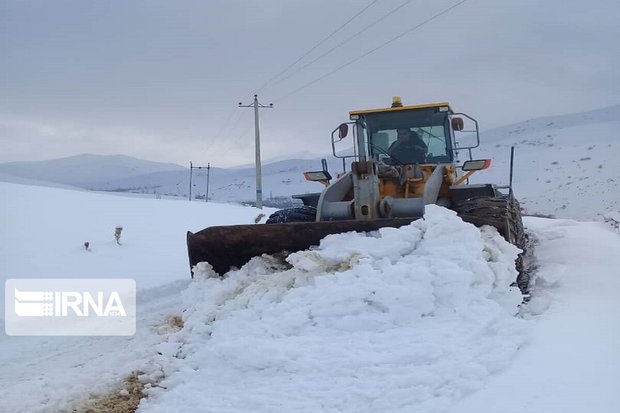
[187,218,417,276]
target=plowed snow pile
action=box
[139,206,529,413]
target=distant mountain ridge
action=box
[0,154,186,187]
[481,103,620,136]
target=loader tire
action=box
[452,196,529,294]
[266,206,317,224]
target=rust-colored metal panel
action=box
[187,218,418,276]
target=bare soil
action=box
[62,371,146,413]
[61,314,183,413]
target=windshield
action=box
[363,108,453,164]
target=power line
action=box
[212,107,238,139]
[205,107,246,154]
[225,108,247,136]
[204,107,238,154]
[274,0,469,102]
[226,122,252,151]
[270,0,414,89]
[257,0,380,92]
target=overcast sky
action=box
[1,0,618,167]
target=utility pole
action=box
[188,161,193,201]
[189,162,211,201]
[239,94,273,209]
[205,163,210,203]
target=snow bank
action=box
[139,206,529,413]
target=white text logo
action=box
[14,289,127,317]
[5,279,136,336]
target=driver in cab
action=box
[388,128,427,164]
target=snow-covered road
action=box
[450,218,620,412]
[0,280,189,412]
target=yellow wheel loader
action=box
[187,98,528,292]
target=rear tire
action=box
[266,206,317,224]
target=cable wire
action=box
[274,0,468,102]
[205,107,243,153]
[211,107,237,139]
[257,0,380,92]
[270,0,414,88]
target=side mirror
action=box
[451,117,464,131]
[338,123,349,139]
[462,159,492,171]
[303,170,332,182]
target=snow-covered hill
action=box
[0,154,186,188]
[473,105,620,220]
[0,172,85,191]
[1,182,618,412]
[87,157,345,204]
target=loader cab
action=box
[332,99,480,170]
[351,103,455,165]
[340,99,480,167]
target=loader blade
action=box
[187,219,417,276]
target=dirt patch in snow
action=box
[165,315,184,331]
[63,314,182,412]
[155,314,184,335]
[64,371,146,413]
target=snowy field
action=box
[1,182,619,412]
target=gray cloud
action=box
[1,0,618,166]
